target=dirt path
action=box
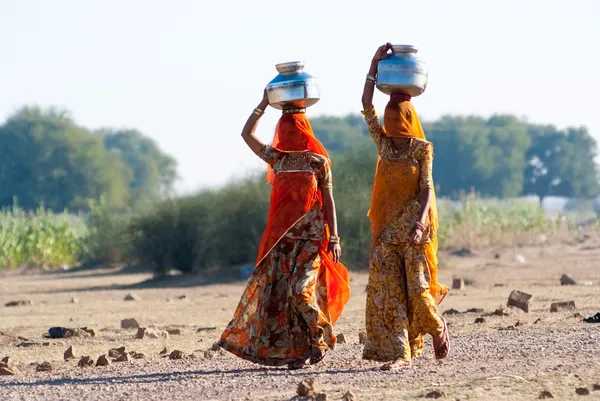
[1,240,600,400]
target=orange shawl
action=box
[256,112,350,324]
[370,98,448,304]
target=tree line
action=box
[0,107,177,211]
[0,106,597,213]
[313,113,600,203]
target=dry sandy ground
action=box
[1,238,600,401]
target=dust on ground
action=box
[1,238,600,401]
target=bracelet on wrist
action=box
[329,235,340,244]
[366,74,377,83]
[253,107,264,117]
[414,222,425,232]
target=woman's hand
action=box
[372,43,392,64]
[328,242,341,264]
[259,88,269,110]
[408,225,423,245]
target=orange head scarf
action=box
[266,111,330,184]
[371,96,448,304]
[258,110,349,324]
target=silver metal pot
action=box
[376,45,428,97]
[266,61,320,110]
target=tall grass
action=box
[0,204,87,269]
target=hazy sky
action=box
[1,0,598,193]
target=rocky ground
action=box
[1,238,600,400]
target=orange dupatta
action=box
[256,112,350,324]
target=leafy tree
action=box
[100,129,178,206]
[0,107,131,211]
[523,124,600,202]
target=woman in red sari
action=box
[218,90,351,370]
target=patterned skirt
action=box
[363,240,444,362]
[218,238,336,366]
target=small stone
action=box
[115,353,130,362]
[77,356,94,368]
[425,390,444,399]
[70,297,79,304]
[96,355,110,366]
[136,327,169,339]
[452,278,465,290]
[132,353,145,359]
[358,330,367,344]
[159,347,169,355]
[42,342,50,346]
[177,295,188,300]
[494,307,511,316]
[474,317,486,324]
[466,308,484,313]
[451,248,473,257]
[108,346,126,358]
[166,328,181,335]
[81,327,99,337]
[515,254,526,264]
[203,350,214,360]
[0,365,19,375]
[443,308,461,316]
[210,342,221,351]
[121,318,140,329]
[576,387,590,396]
[297,378,315,397]
[592,384,600,391]
[36,362,53,372]
[4,300,33,307]
[169,350,184,360]
[315,393,327,401]
[550,301,576,313]
[539,390,554,399]
[494,283,505,287]
[64,346,75,360]
[124,294,141,301]
[342,390,357,401]
[1,356,11,364]
[196,327,217,332]
[534,318,542,324]
[560,274,577,286]
[336,333,347,344]
[507,290,533,313]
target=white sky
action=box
[1,0,598,193]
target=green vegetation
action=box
[0,108,597,273]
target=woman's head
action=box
[383,95,425,139]
[271,112,329,157]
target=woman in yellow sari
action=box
[360,43,450,370]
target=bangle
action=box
[329,235,340,244]
[253,107,264,117]
[366,74,377,83]
[414,222,425,232]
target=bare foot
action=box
[309,346,327,365]
[433,318,450,360]
[380,359,411,371]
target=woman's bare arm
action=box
[361,43,391,110]
[321,186,341,264]
[241,89,270,154]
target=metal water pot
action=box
[376,45,428,97]
[266,61,320,110]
